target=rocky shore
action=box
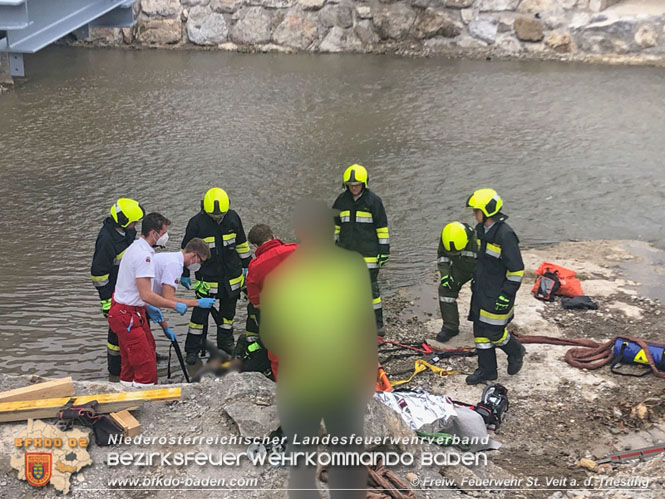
[1,239,664,497]
[76,0,665,65]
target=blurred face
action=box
[474,209,484,224]
[348,183,363,196]
[126,221,138,230]
[184,252,205,267]
[149,225,167,246]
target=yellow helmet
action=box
[441,222,471,252]
[342,164,368,188]
[466,188,503,218]
[110,198,144,228]
[201,188,230,216]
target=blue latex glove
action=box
[243,267,248,278]
[174,302,188,315]
[181,276,191,290]
[145,304,164,323]
[163,327,176,342]
[197,297,216,309]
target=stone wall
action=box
[0,53,12,92]
[84,0,665,64]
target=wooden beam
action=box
[0,387,181,423]
[0,377,74,403]
[110,410,142,437]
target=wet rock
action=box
[211,0,245,13]
[88,27,124,45]
[635,25,657,49]
[141,0,181,18]
[299,0,327,10]
[446,0,473,8]
[372,3,418,40]
[319,26,362,52]
[469,18,497,44]
[477,0,520,12]
[514,16,544,42]
[187,6,228,44]
[230,7,273,44]
[138,19,183,44]
[273,12,319,49]
[546,31,574,52]
[224,400,280,436]
[354,20,380,45]
[413,8,462,39]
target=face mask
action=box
[155,231,169,247]
[188,262,201,272]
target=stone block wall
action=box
[82,0,665,64]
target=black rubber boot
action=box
[436,328,459,343]
[185,351,198,365]
[466,348,498,385]
[217,329,235,356]
[377,326,386,337]
[500,336,526,375]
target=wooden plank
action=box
[110,410,142,437]
[0,377,74,403]
[0,387,181,423]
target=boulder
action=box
[88,27,124,45]
[218,372,276,406]
[224,401,280,437]
[182,0,210,5]
[230,6,274,44]
[477,0,520,12]
[460,8,475,24]
[634,25,657,49]
[298,0,327,10]
[495,33,523,53]
[211,0,245,13]
[545,31,574,51]
[364,397,418,453]
[518,0,560,13]
[272,12,319,49]
[354,19,380,45]
[247,0,296,8]
[372,3,417,40]
[141,0,181,18]
[412,8,462,39]
[589,0,622,12]
[582,18,636,35]
[319,26,363,51]
[356,5,372,19]
[137,19,183,43]
[187,6,229,44]
[446,0,473,8]
[319,4,354,29]
[469,18,497,44]
[514,16,544,42]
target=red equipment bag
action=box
[532,262,583,298]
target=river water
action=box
[1,47,664,379]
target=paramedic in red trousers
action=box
[466,189,526,385]
[180,188,252,365]
[333,164,390,336]
[239,224,297,380]
[91,198,144,376]
[108,213,200,387]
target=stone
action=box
[518,0,559,13]
[218,372,276,406]
[497,16,513,32]
[583,19,636,35]
[412,8,462,39]
[298,0,327,10]
[319,26,363,51]
[273,12,319,49]
[187,6,228,44]
[469,18,497,44]
[230,6,273,44]
[411,0,432,9]
[635,25,657,49]
[569,13,590,30]
[224,401,280,436]
[137,19,182,44]
[544,16,565,30]
[545,31,574,51]
[354,19,380,45]
[88,27,124,45]
[589,0,621,13]
[211,0,245,13]
[121,27,134,44]
[247,0,296,8]
[495,33,522,53]
[372,3,418,40]
[477,0,520,12]
[559,0,577,7]
[356,5,372,19]
[181,0,210,5]
[319,4,354,29]
[578,458,599,472]
[446,0,473,8]
[364,397,417,453]
[514,16,544,41]
[141,0,180,18]
[460,8,475,24]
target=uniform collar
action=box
[138,237,156,254]
[255,238,284,257]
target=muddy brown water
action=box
[0,47,664,379]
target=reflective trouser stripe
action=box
[440,296,456,303]
[188,322,204,335]
[492,328,510,346]
[479,307,514,326]
[107,342,120,355]
[461,251,477,258]
[229,275,244,291]
[220,318,233,330]
[437,256,450,264]
[202,281,218,294]
[364,256,378,269]
[373,297,382,310]
[474,337,494,349]
[91,274,109,287]
[506,269,524,282]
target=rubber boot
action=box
[186,351,198,365]
[466,348,498,385]
[217,328,235,356]
[436,327,459,343]
[500,336,526,375]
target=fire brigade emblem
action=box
[25,453,52,487]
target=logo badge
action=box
[25,453,52,487]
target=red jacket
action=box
[247,239,298,307]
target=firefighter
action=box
[181,188,251,364]
[436,221,478,343]
[91,198,144,376]
[466,189,526,385]
[333,164,390,335]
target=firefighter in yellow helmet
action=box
[466,189,526,385]
[436,222,478,343]
[90,198,144,376]
[333,164,390,335]
[181,188,252,364]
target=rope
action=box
[512,332,665,379]
[390,359,463,387]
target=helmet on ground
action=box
[110,198,144,228]
[342,164,368,189]
[466,188,503,218]
[441,222,471,252]
[202,188,230,216]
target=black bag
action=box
[58,400,124,446]
[534,271,560,301]
[561,296,598,310]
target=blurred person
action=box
[181,188,252,364]
[261,200,378,499]
[333,164,390,336]
[91,198,144,376]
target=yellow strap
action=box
[390,360,462,387]
[91,274,110,282]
